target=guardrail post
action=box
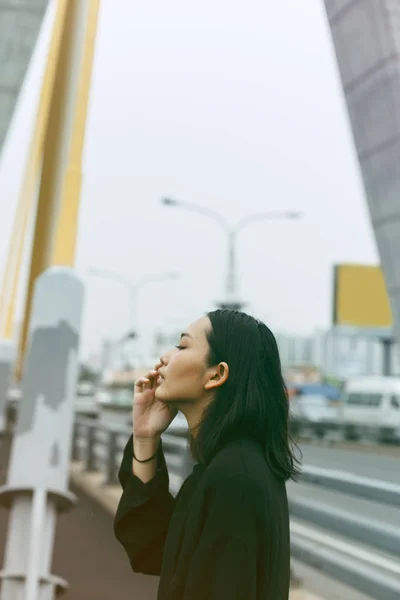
[85,424,97,472]
[71,422,81,461]
[104,430,118,485]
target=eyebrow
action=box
[180,332,192,339]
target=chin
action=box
[155,386,171,403]
[155,388,182,410]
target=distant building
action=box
[275,334,314,367]
[277,330,400,380]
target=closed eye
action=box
[175,345,186,350]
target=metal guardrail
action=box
[72,419,195,486]
[300,465,400,507]
[290,415,400,444]
[290,525,400,600]
[5,396,400,445]
[289,496,400,557]
[72,417,400,600]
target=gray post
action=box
[218,231,245,311]
[226,231,237,299]
[104,429,118,486]
[0,267,84,600]
[71,422,81,462]
[85,424,97,472]
[0,341,15,433]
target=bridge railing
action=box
[72,417,400,600]
[6,394,400,445]
[72,418,195,488]
[289,415,400,444]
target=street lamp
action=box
[87,268,180,338]
[161,197,302,310]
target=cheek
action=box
[168,352,203,381]
[166,353,181,377]
[169,351,192,369]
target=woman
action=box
[114,309,300,599]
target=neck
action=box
[180,404,203,434]
[177,394,212,435]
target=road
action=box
[299,442,400,483]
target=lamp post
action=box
[88,268,180,366]
[161,197,301,310]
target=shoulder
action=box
[188,439,286,531]
[182,439,290,545]
[201,438,276,497]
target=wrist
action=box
[133,436,160,462]
[133,434,161,445]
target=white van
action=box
[341,376,400,442]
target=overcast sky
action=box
[0,0,378,359]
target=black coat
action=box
[114,435,290,599]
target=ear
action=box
[204,362,229,391]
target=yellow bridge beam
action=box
[0,0,70,340]
[15,0,100,379]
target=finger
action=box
[154,360,162,371]
[135,377,143,390]
[142,377,151,391]
[135,377,150,391]
[146,370,159,389]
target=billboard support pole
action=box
[382,338,393,376]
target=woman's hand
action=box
[133,369,177,440]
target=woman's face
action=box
[155,316,216,406]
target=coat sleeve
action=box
[113,435,175,575]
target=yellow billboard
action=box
[333,264,392,328]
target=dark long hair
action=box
[189,309,301,481]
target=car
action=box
[341,376,400,442]
[290,394,341,439]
